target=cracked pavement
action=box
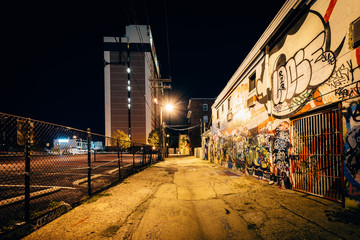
[23,156,360,239]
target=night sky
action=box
[0,0,286,134]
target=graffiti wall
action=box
[343,99,360,208]
[179,134,190,155]
[211,0,360,197]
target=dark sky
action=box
[0,0,286,134]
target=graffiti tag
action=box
[272,32,335,112]
[335,81,360,100]
[325,62,353,89]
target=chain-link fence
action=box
[0,112,160,237]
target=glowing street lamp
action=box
[165,103,174,112]
[162,103,174,158]
[155,99,174,159]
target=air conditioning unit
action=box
[247,95,257,108]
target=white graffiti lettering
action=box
[272,31,335,106]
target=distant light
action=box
[152,146,156,150]
[127,68,131,73]
[128,80,130,85]
[165,103,174,112]
[127,86,131,91]
[128,103,131,109]
[154,98,158,104]
[128,98,131,103]
[58,139,69,143]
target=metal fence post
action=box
[24,120,31,223]
[121,147,123,163]
[132,143,135,169]
[150,148,152,165]
[143,146,147,165]
[142,147,144,166]
[87,128,92,196]
[117,139,121,180]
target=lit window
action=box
[228,97,231,110]
[221,105,224,112]
[203,104,208,111]
[217,109,219,119]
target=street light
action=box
[156,100,174,159]
[165,103,174,112]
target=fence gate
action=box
[291,107,344,202]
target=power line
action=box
[166,124,201,131]
[164,0,172,78]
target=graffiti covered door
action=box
[291,108,344,202]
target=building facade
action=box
[210,0,360,208]
[187,98,215,154]
[104,25,161,144]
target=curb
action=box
[0,187,61,208]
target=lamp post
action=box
[163,103,174,158]
[160,106,165,159]
[156,99,174,160]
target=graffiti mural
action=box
[272,122,291,188]
[209,0,360,205]
[256,9,347,118]
[343,101,360,207]
[212,121,275,180]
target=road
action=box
[0,151,158,229]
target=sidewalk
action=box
[23,156,360,239]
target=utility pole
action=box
[150,78,172,129]
[150,78,171,159]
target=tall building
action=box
[104,25,161,144]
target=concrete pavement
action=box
[23,156,360,239]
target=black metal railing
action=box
[0,112,160,237]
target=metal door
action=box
[291,108,344,202]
